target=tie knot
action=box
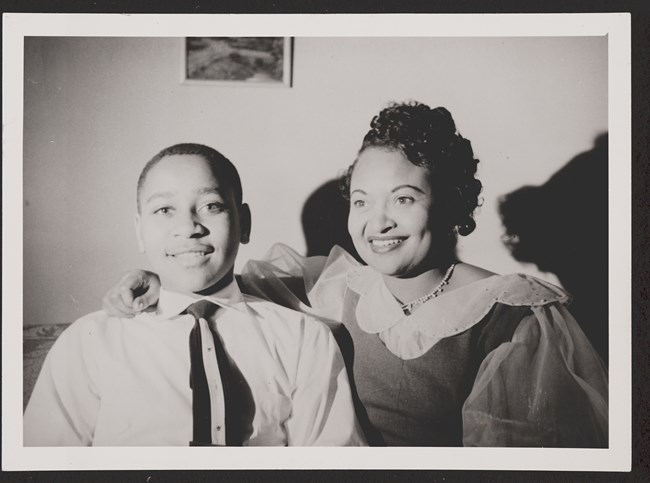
[184,300,219,321]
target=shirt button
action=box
[216,426,222,431]
[207,347,212,351]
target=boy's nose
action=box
[173,213,206,237]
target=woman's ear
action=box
[239,203,252,244]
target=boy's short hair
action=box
[137,143,243,211]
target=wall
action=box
[23,36,607,326]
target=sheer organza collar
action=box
[346,266,571,338]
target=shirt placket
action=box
[198,317,227,446]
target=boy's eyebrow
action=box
[195,186,224,196]
[144,187,225,205]
[145,191,175,204]
[391,184,426,194]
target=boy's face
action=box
[135,154,249,295]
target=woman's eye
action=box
[352,199,366,208]
[396,196,414,205]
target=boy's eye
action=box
[154,206,172,215]
[202,202,226,213]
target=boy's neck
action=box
[195,271,236,297]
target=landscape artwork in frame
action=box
[183,37,292,86]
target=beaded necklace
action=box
[400,263,456,316]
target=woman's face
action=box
[348,147,437,278]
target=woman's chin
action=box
[371,261,411,279]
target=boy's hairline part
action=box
[136,143,244,213]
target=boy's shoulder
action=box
[56,309,133,343]
[36,311,113,368]
[79,309,123,326]
[241,293,335,336]
[57,310,105,332]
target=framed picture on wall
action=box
[182,37,292,87]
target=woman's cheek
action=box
[348,214,362,239]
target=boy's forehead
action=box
[137,152,242,211]
[142,155,229,193]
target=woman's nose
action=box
[367,205,396,233]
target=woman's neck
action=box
[382,266,453,305]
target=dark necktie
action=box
[184,300,239,446]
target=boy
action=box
[24,143,364,446]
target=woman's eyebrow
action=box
[350,189,367,196]
[391,184,426,194]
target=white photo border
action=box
[2,12,631,472]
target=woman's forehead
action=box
[351,147,430,190]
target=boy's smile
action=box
[167,244,214,267]
[135,154,249,295]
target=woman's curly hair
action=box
[341,101,482,237]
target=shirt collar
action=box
[156,278,248,319]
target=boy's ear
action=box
[134,213,145,253]
[239,203,252,245]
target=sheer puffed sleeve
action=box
[462,300,608,447]
[240,243,359,324]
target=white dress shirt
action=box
[24,279,365,447]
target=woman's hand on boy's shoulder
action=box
[102,269,161,318]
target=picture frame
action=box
[181,37,292,87]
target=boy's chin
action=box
[161,275,232,296]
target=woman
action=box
[105,102,608,447]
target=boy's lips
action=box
[166,246,215,266]
[167,245,215,257]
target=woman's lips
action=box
[367,236,407,253]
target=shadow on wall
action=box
[499,133,609,364]
[301,179,361,262]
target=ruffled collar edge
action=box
[347,266,571,337]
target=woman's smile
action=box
[367,236,408,253]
